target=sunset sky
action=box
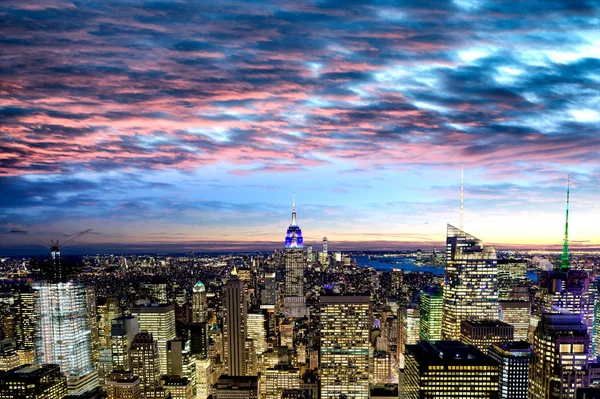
[1,0,599,255]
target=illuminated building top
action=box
[284,194,303,249]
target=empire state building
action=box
[283,195,307,318]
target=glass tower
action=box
[442,224,499,340]
[34,281,97,395]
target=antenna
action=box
[460,164,464,231]
[291,192,297,226]
[561,175,570,270]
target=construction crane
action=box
[11,228,93,279]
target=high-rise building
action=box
[529,313,594,399]
[264,365,300,399]
[497,259,528,300]
[86,286,101,366]
[0,339,20,371]
[419,286,443,342]
[129,332,161,398]
[195,357,212,399]
[163,376,193,399]
[34,281,98,395]
[442,224,499,340]
[0,364,67,399]
[322,237,328,257]
[105,370,143,399]
[538,269,595,350]
[460,319,514,353]
[499,300,530,341]
[131,303,176,375]
[283,197,307,318]
[192,280,208,323]
[98,295,121,349]
[488,341,532,399]
[399,306,420,369]
[213,376,258,399]
[247,313,267,358]
[224,277,248,376]
[110,315,139,370]
[402,340,499,398]
[320,295,371,399]
[261,272,277,310]
[190,322,209,359]
[10,285,36,365]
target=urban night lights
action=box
[1,1,600,398]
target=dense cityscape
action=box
[2,0,600,398]
[2,182,600,398]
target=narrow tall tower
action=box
[561,176,570,270]
[223,277,247,376]
[460,164,464,231]
[283,195,307,318]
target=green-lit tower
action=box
[561,176,570,270]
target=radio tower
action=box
[561,176,570,270]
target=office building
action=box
[538,269,595,349]
[264,365,300,399]
[130,332,161,398]
[0,364,67,399]
[497,259,528,300]
[224,277,248,376]
[442,224,499,340]
[402,340,499,398]
[499,300,530,341]
[163,376,193,399]
[110,315,139,370]
[530,313,593,399]
[131,303,176,375]
[261,272,277,309]
[10,285,36,365]
[320,295,371,399]
[460,319,514,353]
[419,286,443,342]
[283,197,307,318]
[399,305,420,369]
[86,286,101,365]
[195,357,212,399]
[247,313,267,357]
[190,322,209,359]
[98,295,121,349]
[212,375,258,399]
[488,341,532,399]
[0,339,20,371]
[106,370,143,399]
[192,280,208,323]
[34,281,98,395]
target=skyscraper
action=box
[499,300,530,341]
[529,313,595,398]
[10,285,36,365]
[419,286,443,342]
[402,340,499,398]
[34,280,98,395]
[320,295,371,399]
[131,303,176,375]
[110,315,139,370]
[224,276,248,376]
[129,332,160,398]
[192,280,208,323]
[283,196,307,318]
[488,341,531,399]
[442,224,499,340]
[497,259,528,300]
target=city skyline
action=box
[2,0,600,255]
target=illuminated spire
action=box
[460,164,464,232]
[561,175,570,270]
[291,192,297,226]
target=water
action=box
[355,255,444,275]
[355,255,538,282]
